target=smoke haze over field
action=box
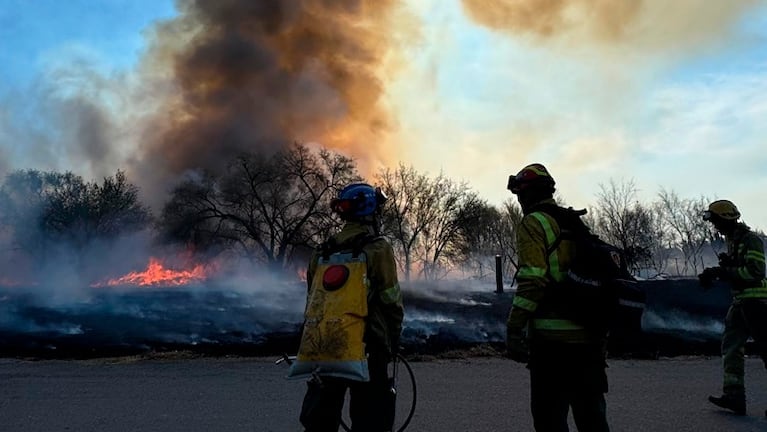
[0,279,730,358]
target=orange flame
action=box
[94,257,210,287]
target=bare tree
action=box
[376,164,436,281]
[456,201,500,280]
[644,201,673,278]
[592,179,655,273]
[413,175,483,280]
[499,199,524,278]
[88,171,151,238]
[158,171,237,255]
[377,165,489,281]
[0,169,150,260]
[158,144,360,272]
[459,198,523,282]
[656,189,711,276]
[0,170,59,258]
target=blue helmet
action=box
[331,183,387,218]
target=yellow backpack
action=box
[288,236,373,381]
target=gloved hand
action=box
[699,267,723,289]
[505,331,530,364]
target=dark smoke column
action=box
[133,0,402,207]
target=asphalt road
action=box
[1,355,766,432]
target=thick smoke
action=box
[0,63,135,184]
[132,0,405,205]
[460,0,760,50]
[0,1,410,210]
[462,0,640,39]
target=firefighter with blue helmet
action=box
[506,163,610,431]
[700,200,767,416]
[298,183,404,432]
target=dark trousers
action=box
[529,342,609,432]
[300,355,394,432]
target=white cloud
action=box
[640,69,767,156]
[389,2,767,229]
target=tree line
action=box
[0,144,756,282]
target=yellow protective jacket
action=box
[723,223,767,299]
[507,199,605,344]
[307,222,404,356]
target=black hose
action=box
[341,353,417,432]
[396,353,417,432]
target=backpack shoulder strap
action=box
[534,204,590,256]
[319,238,338,260]
[350,233,382,257]
[320,232,380,260]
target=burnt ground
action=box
[3,279,764,431]
[0,278,743,360]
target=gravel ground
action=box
[1,354,766,432]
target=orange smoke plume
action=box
[134,0,408,198]
[460,0,759,48]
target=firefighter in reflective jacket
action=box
[299,183,404,432]
[506,163,610,432]
[699,200,767,416]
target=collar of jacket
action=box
[526,198,558,215]
[334,222,376,245]
[729,222,752,242]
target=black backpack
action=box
[536,204,644,331]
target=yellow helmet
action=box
[703,200,740,222]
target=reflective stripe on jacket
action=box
[507,200,604,344]
[725,224,767,300]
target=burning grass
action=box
[91,257,215,288]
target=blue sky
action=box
[0,0,176,91]
[1,0,767,229]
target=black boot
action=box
[708,394,746,415]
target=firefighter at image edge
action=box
[699,199,767,417]
[505,163,610,432]
[299,183,404,432]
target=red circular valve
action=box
[322,265,350,291]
